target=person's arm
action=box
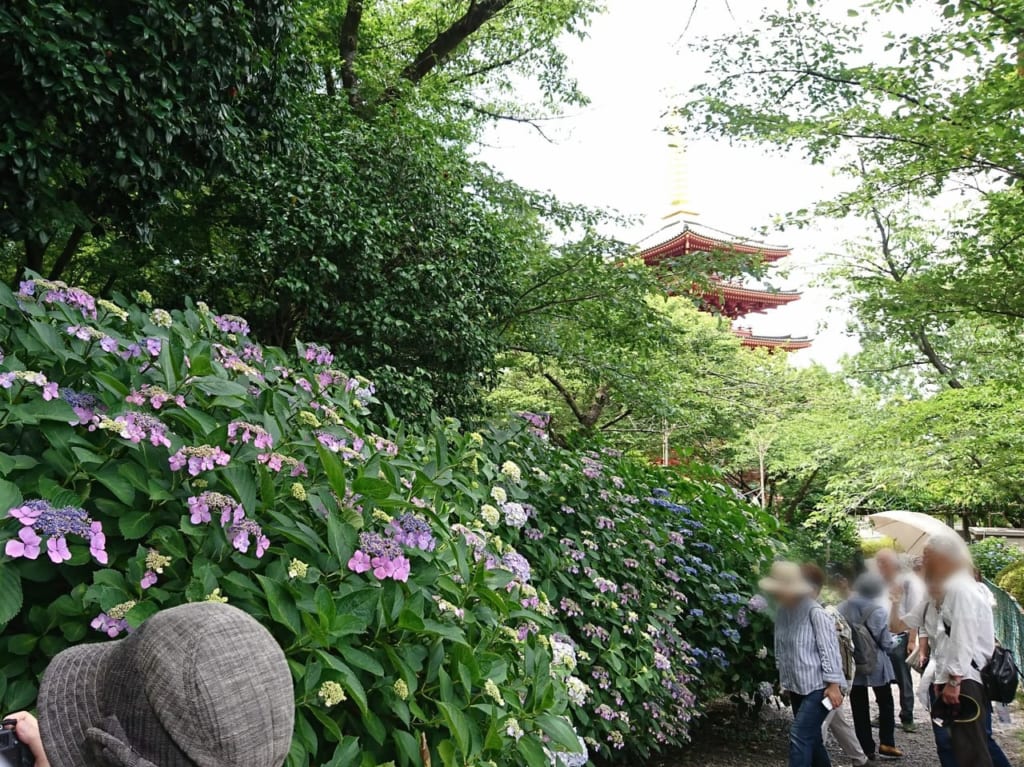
[870,606,893,652]
[4,712,50,767]
[888,584,909,633]
[811,607,846,683]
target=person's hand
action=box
[889,583,903,604]
[907,638,918,656]
[3,711,50,766]
[941,682,961,706]
[824,683,844,709]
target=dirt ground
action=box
[663,697,1023,767]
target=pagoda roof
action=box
[641,224,792,267]
[700,280,802,319]
[733,328,813,352]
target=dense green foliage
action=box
[0,280,778,765]
[0,0,612,420]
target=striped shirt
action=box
[774,597,847,695]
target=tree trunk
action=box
[47,225,87,281]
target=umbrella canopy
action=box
[868,510,969,557]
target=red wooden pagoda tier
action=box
[639,224,811,352]
[732,328,812,352]
[642,227,792,268]
[700,279,802,319]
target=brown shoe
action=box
[878,745,903,760]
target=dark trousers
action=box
[889,632,915,724]
[850,684,895,757]
[789,690,832,767]
[930,682,1009,767]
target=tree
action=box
[678,0,1024,338]
[2,0,613,420]
[0,0,301,280]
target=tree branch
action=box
[47,225,87,281]
[401,0,514,84]
[339,0,364,100]
[542,372,586,425]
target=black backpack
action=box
[980,645,1020,705]
[942,618,1020,704]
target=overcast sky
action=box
[479,0,876,368]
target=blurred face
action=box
[924,548,960,584]
[830,575,850,596]
[770,592,802,609]
[876,549,899,582]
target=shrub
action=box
[997,562,1024,605]
[971,537,1024,580]
[0,278,778,766]
[0,280,579,767]
[478,432,780,759]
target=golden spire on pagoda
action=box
[664,141,699,220]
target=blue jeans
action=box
[930,687,1011,767]
[790,690,833,767]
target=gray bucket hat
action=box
[38,603,294,767]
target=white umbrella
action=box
[868,510,969,557]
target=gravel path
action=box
[664,695,1023,767]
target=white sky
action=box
[479,0,875,368]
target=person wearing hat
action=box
[760,561,846,767]
[838,573,903,761]
[4,602,294,767]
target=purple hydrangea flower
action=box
[390,513,436,551]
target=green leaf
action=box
[0,479,23,514]
[516,736,550,767]
[352,476,393,500]
[317,445,347,498]
[7,634,37,655]
[535,714,582,753]
[0,566,23,629]
[437,702,470,756]
[338,645,384,676]
[315,652,368,715]
[393,730,420,767]
[192,376,250,397]
[256,576,301,635]
[223,464,258,514]
[95,466,136,505]
[119,510,155,540]
[126,600,159,628]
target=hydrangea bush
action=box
[474,431,779,760]
[0,278,779,766]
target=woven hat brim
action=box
[759,576,812,597]
[38,640,116,767]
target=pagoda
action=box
[641,145,811,351]
[640,223,812,352]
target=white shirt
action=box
[903,596,941,707]
[898,572,927,620]
[932,570,995,685]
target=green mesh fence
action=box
[985,578,1024,664]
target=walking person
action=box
[876,549,925,733]
[839,573,903,760]
[801,565,870,767]
[921,536,1012,767]
[761,561,846,767]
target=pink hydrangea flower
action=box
[347,550,373,574]
[5,527,41,559]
